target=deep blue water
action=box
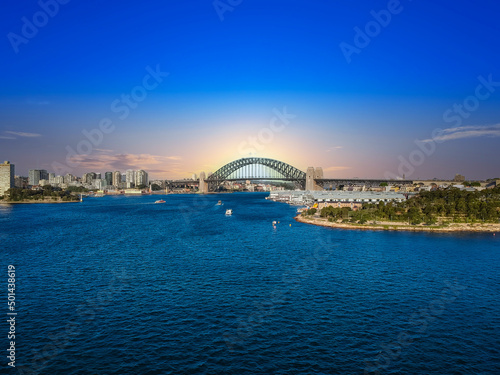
[1,193,499,374]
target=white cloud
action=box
[5,131,42,137]
[69,151,182,177]
[0,136,16,140]
[421,123,500,142]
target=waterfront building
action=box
[93,179,106,189]
[28,169,48,186]
[126,169,135,188]
[268,190,407,207]
[28,169,39,186]
[112,171,121,187]
[0,161,15,196]
[53,175,64,185]
[82,172,97,184]
[105,172,113,186]
[64,173,75,184]
[135,170,148,187]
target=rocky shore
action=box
[295,215,500,233]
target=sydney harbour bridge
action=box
[166,157,413,193]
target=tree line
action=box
[310,187,500,225]
[1,186,80,202]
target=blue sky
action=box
[1,0,500,179]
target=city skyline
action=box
[1,1,500,180]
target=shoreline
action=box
[0,200,79,204]
[295,215,500,233]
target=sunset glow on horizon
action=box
[1,1,499,180]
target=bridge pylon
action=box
[306,167,323,191]
[199,172,208,194]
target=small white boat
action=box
[216,200,223,205]
[225,209,232,215]
[155,200,166,204]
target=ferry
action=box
[225,209,233,215]
[155,200,166,204]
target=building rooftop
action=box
[270,190,407,201]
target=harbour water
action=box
[1,193,499,374]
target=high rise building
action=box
[135,170,148,187]
[28,169,39,185]
[93,179,106,189]
[112,171,121,187]
[28,169,47,185]
[0,161,15,196]
[126,169,135,188]
[64,173,75,184]
[105,172,113,186]
[82,172,97,184]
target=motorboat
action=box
[216,200,223,205]
[155,200,166,204]
[225,209,232,215]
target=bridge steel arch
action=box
[206,157,306,191]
